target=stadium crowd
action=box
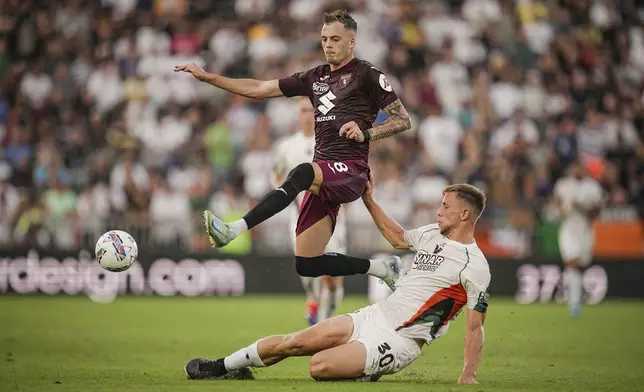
[0,0,643,256]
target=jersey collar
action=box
[328,58,358,76]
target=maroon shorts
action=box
[295,160,369,236]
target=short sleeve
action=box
[278,68,315,98]
[361,66,399,110]
[462,267,491,313]
[403,223,440,251]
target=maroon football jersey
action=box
[278,58,399,164]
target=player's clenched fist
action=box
[174,63,208,81]
[339,121,366,142]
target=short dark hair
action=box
[443,184,487,219]
[323,9,358,32]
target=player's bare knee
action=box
[309,353,333,379]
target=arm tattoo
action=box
[365,99,412,141]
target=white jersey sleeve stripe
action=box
[458,248,470,285]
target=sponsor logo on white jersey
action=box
[412,251,445,272]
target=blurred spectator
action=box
[41,173,77,248]
[550,116,578,179]
[149,170,192,246]
[0,162,20,245]
[410,168,449,228]
[417,105,463,175]
[109,149,149,213]
[240,122,274,200]
[429,40,471,115]
[490,110,540,158]
[20,62,53,109]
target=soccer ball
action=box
[95,230,138,272]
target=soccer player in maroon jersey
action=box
[174,10,412,286]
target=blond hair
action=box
[323,9,358,32]
[443,184,487,219]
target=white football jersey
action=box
[376,224,491,344]
[273,132,315,207]
[273,132,315,178]
[554,176,603,229]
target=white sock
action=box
[224,341,266,371]
[318,287,332,321]
[318,284,344,321]
[566,268,583,309]
[312,277,321,300]
[300,276,318,302]
[366,259,387,279]
[229,219,248,237]
[334,285,344,315]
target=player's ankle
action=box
[224,341,266,370]
[229,219,248,237]
[366,259,387,279]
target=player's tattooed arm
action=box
[365,99,412,141]
[340,99,412,142]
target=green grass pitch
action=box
[1,295,644,392]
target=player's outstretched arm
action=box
[174,63,283,100]
[361,173,408,249]
[365,99,412,141]
[458,308,486,385]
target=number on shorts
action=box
[377,342,394,368]
[327,162,348,174]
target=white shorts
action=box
[289,205,347,254]
[348,305,422,377]
[558,223,594,267]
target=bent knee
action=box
[295,256,322,277]
[309,353,334,379]
[288,163,316,191]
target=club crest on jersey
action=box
[433,243,444,254]
[312,82,330,95]
[412,251,445,272]
[339,74,352,88]
[379,74,393,92]
[478,290,490,304]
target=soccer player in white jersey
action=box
[185,176,491,384]
[553,162,603,317]
[273,97,349,325]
